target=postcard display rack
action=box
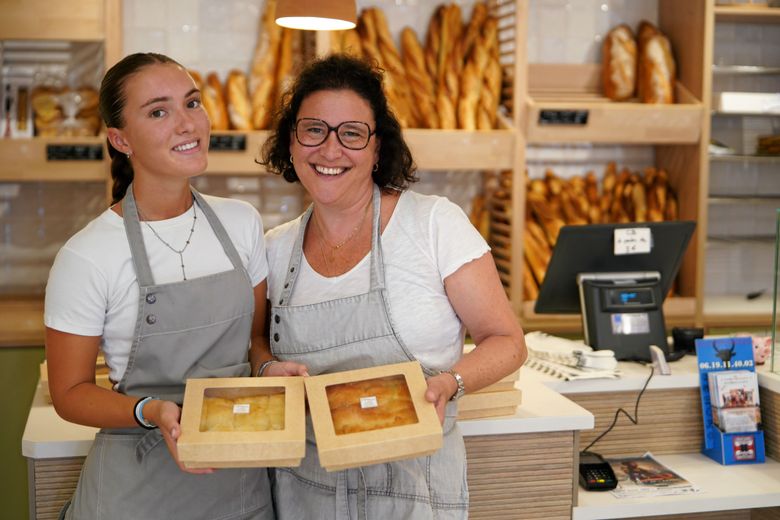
[695,336,765,465]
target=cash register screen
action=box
[535,221,696,314]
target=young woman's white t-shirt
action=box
[44,195,268,383]
[265,190,489,371]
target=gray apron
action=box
[270,185,468,520]
[63,185,274,520]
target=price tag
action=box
[360,396,378,409]
[233,403,250,414]
[614,227,651,255]
[46,144,104,161]
[210,134,247,151]
[538,109,589,126]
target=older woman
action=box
[256,54,527,519]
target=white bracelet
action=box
[256,359,277,377]
[134,396,157,429]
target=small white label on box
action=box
[360,396,378,409]
[614,228,652,255]
[233,403,250,414]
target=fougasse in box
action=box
[177,376,305,469]
[304,361,443,472]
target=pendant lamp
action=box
[275,0,357,31]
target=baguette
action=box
[602,24,637,101]
[203,73,229,131]
[401,27,438,128]
[250,0,282,129]
[523,258,539,301]
[226,70,252,131]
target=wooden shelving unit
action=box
[505,0,712,331]
[704,1,780,329]
[715,4,780,23]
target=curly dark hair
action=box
[260,54,417,190]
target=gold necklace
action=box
[313,200,371,251]
[313,201,371,275]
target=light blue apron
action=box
[270,185,468,519]
[62,185,274,520]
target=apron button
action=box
[273,333,280,342]
[284,283,289,289]
[145,294,157,304]
[279,299,284,305]
[274,314,280,324]
[290,267,295,272]
[146,314,157,325]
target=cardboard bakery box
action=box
[178,376,305,469]
[305,361,443,472]
[457,388,523,421]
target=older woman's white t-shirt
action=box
[264,190,489,371]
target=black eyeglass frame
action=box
[294,118,376,150]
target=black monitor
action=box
[535,221,696,361]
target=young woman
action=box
[256,54,527,519]
[45,53,274,519]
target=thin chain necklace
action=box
[312,200,371,275]
[137,200,198,281]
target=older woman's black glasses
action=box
[294,118,375,150]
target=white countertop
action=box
[23,377,594,459]
[574,453,780,519]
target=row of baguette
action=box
[479,163,679,300]
[195,1,504,132]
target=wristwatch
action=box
[443,369,465,401]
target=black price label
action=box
[210,134,247,151]
[538,110,589,126]
[46,144,104,161]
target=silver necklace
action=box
[138,201,198,281]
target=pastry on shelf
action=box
[602,24,637,101]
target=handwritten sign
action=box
[614,227,652,255]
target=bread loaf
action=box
[640,33,675,104]
[602,24,637,101]
[636,21,660,100]
[203,73,229,131]
[226,70,252,131]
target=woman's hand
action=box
[425,373,457,424]
[145,399,214,475]
[263,360,309,377]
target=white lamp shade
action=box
[276,0,357,31]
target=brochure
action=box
[607,452,700,499]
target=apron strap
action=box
[122,183,156,287]
[368,184,385,291]
[191,189,245,272]
[277,205,311,306]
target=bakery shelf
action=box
[524,64,704,144]
[0,0,117,41]
[0,136,107,182]
[712,64,780,75]
[715,5,780,23]
[205,126,516,174]
[703,294,774,329]
[709,153,780,163]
